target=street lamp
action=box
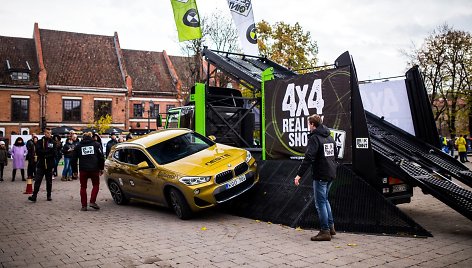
[147,101,154,133]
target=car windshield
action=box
[147,132,215,165]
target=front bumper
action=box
[212,171,257,203]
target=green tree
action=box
[257,20,318,70]
[404,24,472,137]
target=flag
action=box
[170,0,202,42]
[227,0,259,56]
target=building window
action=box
[149,102,159,118]
[133,104,143,118]
[166,104,175,112]
[63,99,81,121]
[94,100,112,121]
[11,98,29,121]
[10,72,30,81]
[153,104,160,117]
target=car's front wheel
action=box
[169,188,192,220]
[109,181,129,205]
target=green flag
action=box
[170,0,202,42]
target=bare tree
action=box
[179,10,240,90]
[404,24,472,137]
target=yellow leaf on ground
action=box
[201,227,207,231]
[347,243,357,247]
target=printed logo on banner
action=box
[331,129,346,159]
[81,146,95,156]
[228,0,252,16]
[356,138,369,149]
[246,23,257,44]
[183,9,200,27]
[324,143,335,157]
[264,67,352,161]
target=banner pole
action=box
[194,82,206,136]
[261,68,274,160]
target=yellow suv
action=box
[104,128,258,219]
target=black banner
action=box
[265,67,352,161]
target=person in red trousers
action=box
[71,132,105,211]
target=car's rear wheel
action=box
[169,188,192,220]
[109,181,129,205]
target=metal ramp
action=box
[202,48,296,91]
[223,160,432,237]
[367,111,472,220]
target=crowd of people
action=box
[441,134,471,163]
[0,129,134,210]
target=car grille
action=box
[214,175,254,203]
[215,170,233,184]
[214,162,248,184]
[234,162,249,176]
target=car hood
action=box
[162,143,247,176]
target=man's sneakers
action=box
[47,197,52,201]
[82,203,100,211]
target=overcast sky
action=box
[1,0,471,81]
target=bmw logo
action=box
[246,23,257,44]
[183,8,200,27]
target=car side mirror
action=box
[136,161,150,170]
[208,135,216,141]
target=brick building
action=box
[0,23,198,141]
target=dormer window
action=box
[5,59,31,82]
[10,71,30,81]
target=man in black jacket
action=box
[72,132,105,211]
[294,114,337,241]
[105,134,118,158]
[28,128,57,202]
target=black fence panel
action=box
[223,160,431,237]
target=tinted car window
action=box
[129,149,154,167]
[113,148,154,167]
[147,132,214,165]
[113,149,127,162]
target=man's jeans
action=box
[313,180,334,231]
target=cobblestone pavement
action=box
[0,160,471,268]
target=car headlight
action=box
[179,176,211,186]
[245,151,252,163]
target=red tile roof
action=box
[0,36,39,86]
[39,29,124,88]
[168,55,199,91]
[122,49,176,96]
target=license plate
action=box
[226,175,246,189]
[392,184,408,193]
